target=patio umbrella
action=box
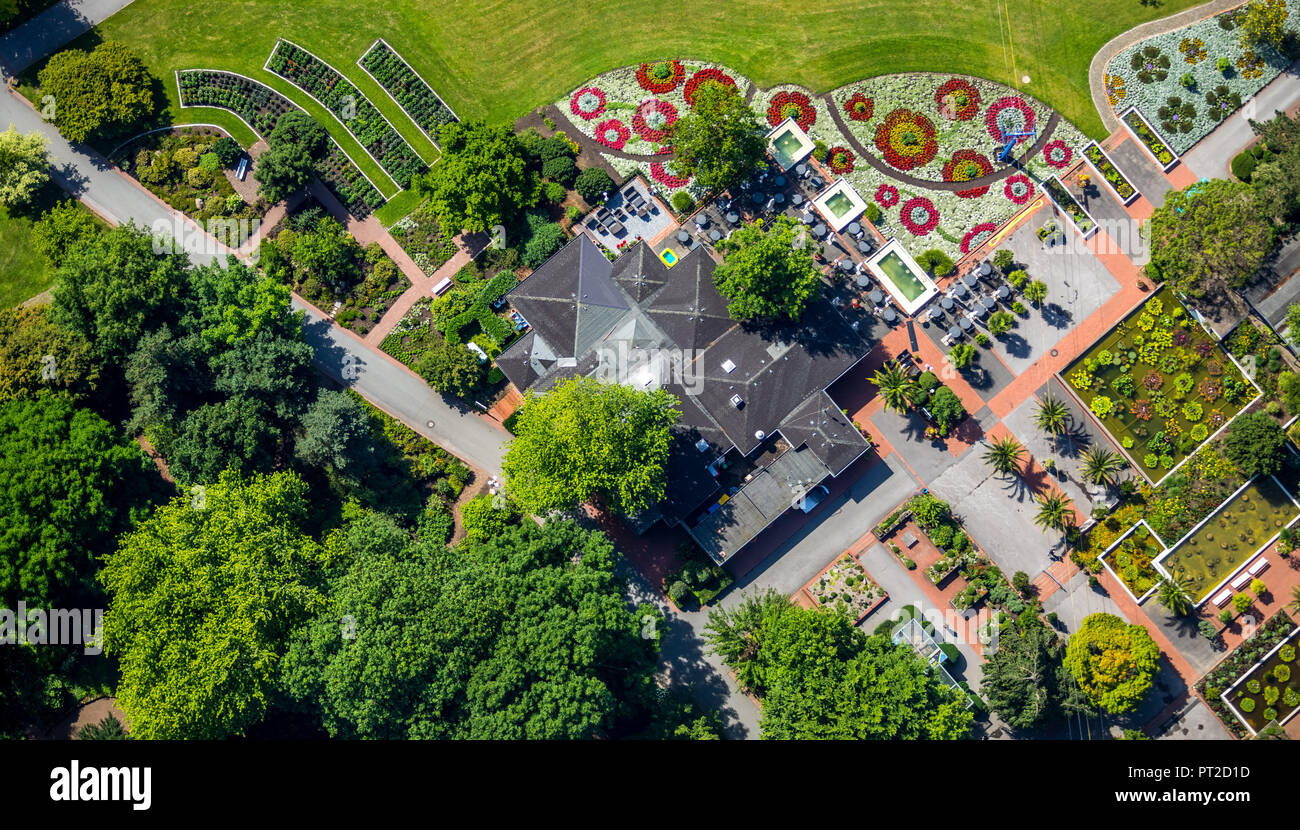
[882,308,898,323]
[801,214,815,225]
[855,274,870,288]
[996,284,1010,299]
[726,212,739,224]
[947,325,962,340]
[696,214,709,228]
[795,163,808,177]
[953,283,969,298]
[752,192,764,203]
[709,229,722,242]
[676,230,690,243]
[775,176,787,187]
[839,259,854,272]
[928,307,944,321]
[940,297,954,311]
[847,222,861,235]
[813,224,827,237]
[869,289,884,304]
[791,194,804,206]
[857,240,872,254]
[963,273,979,290]
[958,317,973,331]
[774,193,785,204]
[981,296,996,311]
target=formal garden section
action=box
[800,552,887,623]
[177,70,385,216]
[1065,287,1255,481]
[266,39,426,188]
[1099,520,1163,601]
[113,126,266,225]
[359,39,459,145]
[1198,611,1300,738]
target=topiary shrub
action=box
[1273,664,1291,683]
[1231,150,1258,182]
[211,136,243,167]
[1239,697,1255,713]
[667,581,690,606]
[670,190,694,215]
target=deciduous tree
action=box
[37,41,156,143]
[1147,179,1276,296]
[712,215,821,321]
[668,81,765,192]
[1063,612,1160,715]
[414,121,537,233]
[0,126,50,208]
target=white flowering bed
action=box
[1105,1,1300,155]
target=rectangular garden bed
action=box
[1197,610,1298,738]
[358,39,459,147]
[1156,474,1300,605]
[1062,286,1256,483]
[1083,142,1140,206]
[1098,519,1163,603]
[1043,176,1097,237]
[802,552,887,624]
[1221,624,1300,735]
[1120,107,1178,173]
[266,39,426,188]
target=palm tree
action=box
[982,436,1026,477]
[1156,577,1193,617]
[1289,585,1300,616]
[1034,395,1070,455]
[871,360,916,414]
[1033,492,1073,534]
[1081,446,1125,487]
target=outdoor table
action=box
[980,296,996,311]
[869,289,884,305]
[963,273,979,290]
[958,317,973,331]
[979,261,993,277]
[801,214,814,225]
[996,285,1010,299]
[676,230,690,243]
[847,222,861,236]
[882,308,898,323]
[947,325,962,340]
[791,193,804,206]
[940,297,954,311]
[696,214,709,228]
[813,224,827,237]
[795,163,808,177]
[726,212,739,224]
[855,274,871,288]
[709,229,722,242]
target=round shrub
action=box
[1264,707,1278,722]
[670,190,695,215]
[523,222,566,268]
[1273,664,1291,683]
[1247,678,1262,694]
[1231,150,1257,182]
[541,155,577,186]
[1265,685,1281,706]
[1285,687,1300,708]
[173,147,200,169]
[667,581,690,605]
[543,180,567,204]
[537,135,575,162]
[1239,697,1256,713]
[211,136,243,167]
[198,152,221,172]
[574,167,614,204]
[1281,646,1296,662]
[186,166,213,188]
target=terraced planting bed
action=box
[1157,475,1300,604]
[1222,625,1300,734]
[1063,286,1255,482]
[1043,175,1096,236]
[1099,520,1163,602]
[1083,142,1138,205]
[803,552,887,623]
[1121,108,1177,171]
[266,39,426,188]
[359,39,459,145]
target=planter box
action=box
[1083,142,1141,206]
[1120,106,1179,173]
[1043,176,1098,238]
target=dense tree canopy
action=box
[294,390,378,484]
[1223,411,1287,478]
[31,200,101,268]
[0,305,103,405]
[255,111,327,202]
[1147,179,1276,296]
[712,215,822,321]
[503,376,680,516]
[415,121,537,233]
[981,610,1069,730]
[1064,612,1160,715]
[100,470,329,740]
[0,126,50,208]
[706,592,973,739]
[415,339,485,398]
[668,81,765,192]
[37,41,156,143]
[0,394,157,606]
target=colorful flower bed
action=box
[1106,3,1300,154]
[358,39,459,145]
[766,90,816,131]
[1084,142,1139,204]
[827,145,855,174]
[176,69,385,216]
[1098,521,1163,601]
[636,60,685,94]
[1122,108,1177,169]
[1063,286,1256,482]
[266,40,427,189]
[942,149,992,198]
[1198,611,1298,738]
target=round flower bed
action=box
[767,90,816,131]
[935,78,981,121]
[1004,173,1035,205]
[636,60,685,94]
[961,222,998,254]
[845,92,873,122]
[1043,139,1073,169]
[942,149,992,198]
[650,161,689,189]
[828,146,855,175]
[875,184,900,207]
[899,197,939,236]
[986,95,1036,142]
[875,108,938,171]
[684,68,736,107]
[570,87,606,120]
[595,118,631,150]
[632,98,678,143]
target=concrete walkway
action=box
[1181,60,1300,180]
[0,0,135,74]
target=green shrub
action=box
[523,222,566,267]
[992,249,1014,271]
[1273,664,1291,683]
[211,137,243,167]
[1007,269,1028,290]
[574,167,614,204]
[865,203,881,223]
[670,190,694,215]
[1239,697,1255,713]
[1011,301,1026,315]
[916,249,954,277]
[1231,150,1258,182]
[1264,707,1278,721]
[198,152,221,172]
[667,581,690,605]
[543,180,567,204]
[541,155,577,186]
[1281,646,1296,662]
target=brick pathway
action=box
[364,240,478,347]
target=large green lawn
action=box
[90,0,1205,153]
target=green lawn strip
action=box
[374,189,424,227]
[86,0,1213,144]
[0,185,100,308]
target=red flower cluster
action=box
[1042,139,1073,169]
[874,108,938,171]
[935,78,981,121]
[1003,173,1035,205]
[635,60,685,94]
[766,91,817,131]
[570,87,606,120]
[899,197,939,236]
[684,68,737,107]
[650,161,689,188]
[961,222,997,254]
[595,119,630,150]
[632,98,679,143]
[985,96,1035,141]
[942,149,992,198]
[845,93,873,122]
[827,146,855,174]
[874,184,899,207]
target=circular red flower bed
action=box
[684,68,737,107]
[636,60,685,94]
[827,146,855,174]
[899,197,939,236]
[875,184,900,207]
[595,119,631,150]
[570,87,606,120]
[935,78,981,121]
[874,108,938,171]
[985,96,1036,142]
[767,90,816,131]
[961,222,998,254]
[1043,139,1073,169]
[650,161,689,188]
[942,149,992,198]
[844,93,873,122]
[632,98,679,143]
[1003,173,1035,204]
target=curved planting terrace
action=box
[358,39,459,147]
[1062,286,1256,483]
[266,39,427,188]
[176,70,386,217]
[557,62,1089,262]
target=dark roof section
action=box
[778,390,872,475]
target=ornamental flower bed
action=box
[1062,286,1255,482]
[1083,142,1139,204]
[266,40,426,189]
[1122,108,1177,171]
[176,70,384,216]
[803,552,888,623]
[1198,611,1298,738]
[1097,520,1163,602]
[1106,4,1300,154]
[358,39,459,146]
[1220,624,1300,734]
[1042,176,1096,236]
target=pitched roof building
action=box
[497,233,873,563]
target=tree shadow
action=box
[1041,302,1074,330]
[999,331,1031,360]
